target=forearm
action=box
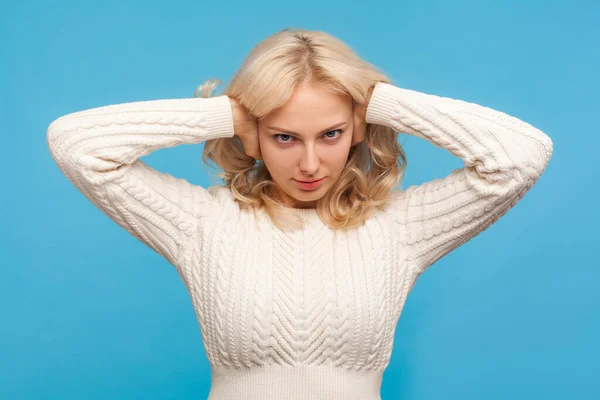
[47,95,235,178]
[366,82,553,193]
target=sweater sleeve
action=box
[366,82,553,274]
[46,95,236,272]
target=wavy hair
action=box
[195,28,407,231]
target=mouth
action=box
[294,177,326,191]
[295,178,324,183]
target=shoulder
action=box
[207,185,233,201]
[206,185,242,217]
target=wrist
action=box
[229,98,243,135]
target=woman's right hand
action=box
[229,97,262,160]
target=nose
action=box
[299,144,320,176]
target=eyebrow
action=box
[266,121,348,137]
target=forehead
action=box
[265,83,352,123]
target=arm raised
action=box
[366,82,553,274]
[47,95,236,277]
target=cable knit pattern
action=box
[46,96,235,288]
[366,83,553,274]
[46,82,552,400]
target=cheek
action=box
[258,135,275,162]
[265,151,292,169]
[337,143,352,159]
[331,143,353,167]
[260,143,295,173]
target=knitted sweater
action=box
[46,82,553,400]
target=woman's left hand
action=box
[351,84,375,146]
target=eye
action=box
[273,134,294,143]
[273,129,344,144]
[323,129,343,140]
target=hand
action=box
[351,84,375,146]
[229,97,262,160]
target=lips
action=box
[296,178,324,183]
[295,177,325,191]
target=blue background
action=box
[2,0,598,399]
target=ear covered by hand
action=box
[230,98,262,160]
[351,83,376,147]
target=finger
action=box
[250,134,262,160]
[253,132,263,160]
[253,145,263,160]
[353,125,365,146]
[352,104,366,146]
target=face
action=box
[257,81,354,209]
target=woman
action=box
[47,28,553,399]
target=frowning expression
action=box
[258,82,354,209]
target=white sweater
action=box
[46,82,553,400]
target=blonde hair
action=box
[195,28,407,231]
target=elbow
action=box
[526,127,554,180]
[47,118,62,161]
[506,124,553,182]
[46,115,73,168]
[473,128,553,197]
[47,118,63,163]
[540,131,553,170]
